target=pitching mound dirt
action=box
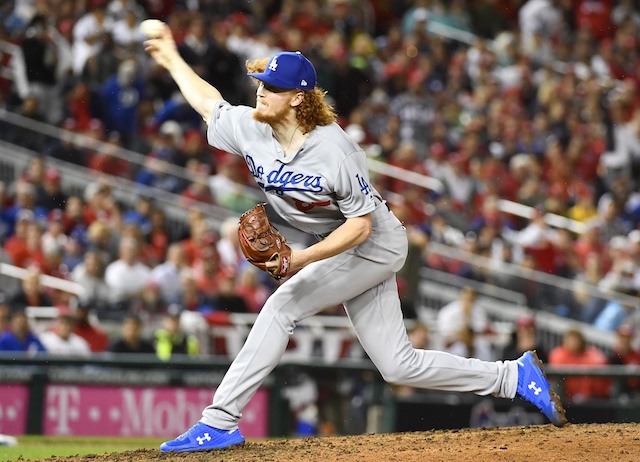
[34,423,639,462]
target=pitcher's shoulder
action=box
[311,123,364,157]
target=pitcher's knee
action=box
[374,347,425,384]
[378,364,412,384]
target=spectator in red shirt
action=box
[180,161,215,208]
[574,222,608,271]
[576,0,615,40]
[548,328,611,402]
[88,131,131,179]
[503,206,557,274]
[179,128,212,167]
[192,246,222,298]
[83,181,113,226]
[12,220,45,270]
[181,218,215,266]
[65,83,93,132]
[72,303,109,353]
[147,207,169,264]
[572,124,605,182]
[395,184,429,226]
[385,141,429,194]
[42,241,69,279]
[4,210,33,264]
[63,196,89,236]
[236,266,271,313]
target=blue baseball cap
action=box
[248,51,316,91]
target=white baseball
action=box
[140,19,165,38]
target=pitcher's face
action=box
[253,82,301,125]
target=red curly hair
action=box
[246,57,337,134]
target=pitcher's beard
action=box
[252,104,290,127]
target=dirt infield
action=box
[34,423,639,462]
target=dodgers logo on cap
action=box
[248,51,317,91]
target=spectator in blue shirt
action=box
[99,58,145,149]
[122,196,154,236]
[0,310,46,355]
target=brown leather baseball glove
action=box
[238,203,292,279]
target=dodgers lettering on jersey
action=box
[207,101,379,236]
[246,155,323,194]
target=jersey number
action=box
[356,174,372,196]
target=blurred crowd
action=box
[2,0,640,438]
[0,0,639,405]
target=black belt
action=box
[374,195,390,211]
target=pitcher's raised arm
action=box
[143,21,223,125]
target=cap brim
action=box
[247,72,298,90]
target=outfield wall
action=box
[0,355,639,437]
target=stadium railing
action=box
[1,262,85,297]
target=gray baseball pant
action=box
[201,204,518,429]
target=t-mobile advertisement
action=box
[43,385,268,438]
[0,384,28,434]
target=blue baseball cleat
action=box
[516,350,567,427]
[160,421,245,452]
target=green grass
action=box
[0,436,165,461]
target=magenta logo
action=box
[44,385,268,438]
[0,384,28,434]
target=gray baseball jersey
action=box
[201,100,519,430]
[207,101,380,237]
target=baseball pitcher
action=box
[143,22,566,453]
